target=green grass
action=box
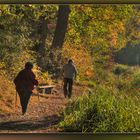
[59,85,140,133]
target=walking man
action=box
[62,59,77,98]
[14,62,38,115]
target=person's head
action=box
[68,59,73,64]
[25,62,33,70]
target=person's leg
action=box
[68,79,73,98]
[23,91,32,114]
[21,94,26,115]
[17,89,32,115]
[63,78,68,98]
[17,89,26,115]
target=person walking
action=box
[14,62,38,115]
[62,59,77,98]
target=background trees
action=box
[0,4,136,79]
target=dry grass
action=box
[0,72,15,113]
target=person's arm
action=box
[31,72,38,86]
[74,66,78,80]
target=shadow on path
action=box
[0,114,62,132]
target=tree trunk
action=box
[51,5,70,49]
[37,16,48,70]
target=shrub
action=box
[112,64,132,76]
[131,71,140,89]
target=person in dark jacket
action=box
[14,62,38,115]
[62,59,77,98]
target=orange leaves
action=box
[62,44,94,79]
[84,68,94,78]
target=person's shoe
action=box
[68,96,71,99]
[22,113,25,115]
[22,111,26,115]
[68,93,72,99]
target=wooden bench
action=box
[37,85,56,94]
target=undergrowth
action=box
[59,65,140,133]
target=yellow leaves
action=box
[110,32,118,47]
[32,65,40,77]
[0,70,15,113]
[102,7,115,20]
[28,5,37,9]
[0,62,5,69]
[33,65,53,85]
[108,21,125,35]
[107,21,126,48]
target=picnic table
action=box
[37,85,56,94]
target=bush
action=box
[59,86,140,132]
[131,71,140,89]
[112,64,132,76]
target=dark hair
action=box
[25,62,33,69]
[68,59,73,63]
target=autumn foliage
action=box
[62,44,94,79]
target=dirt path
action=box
[0,84,86,133]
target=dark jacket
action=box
[14,69,38,91]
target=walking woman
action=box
[14,62,38,115]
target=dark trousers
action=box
[63,78,73,98]
[16,88,32,115]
